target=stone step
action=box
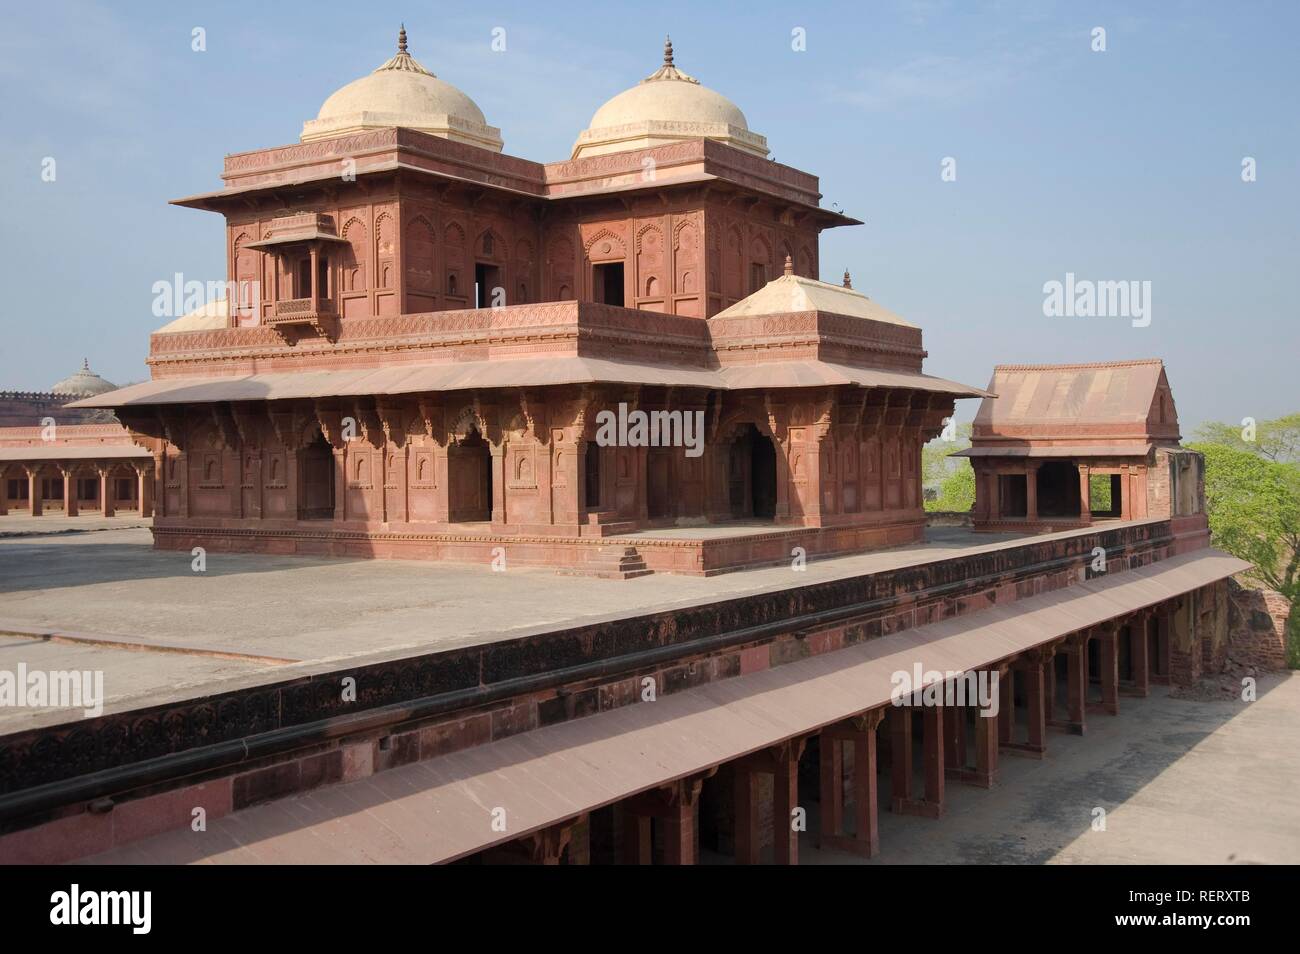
[556,545,653,579]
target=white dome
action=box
[52,359,117,397]
[301,28,503,152]
[573,38,767,160]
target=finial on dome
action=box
[842,269,852,289]
[642,34,698,84]
[374,25,433,76]
[82,357,90,371]
[783,255,794,277]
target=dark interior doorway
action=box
[475,263,502,309]
[1036,460,1081,517]
[584,442,602,511]
[449,426,492,522]
[729,424,777,520]
[593,262,625,307]
[998,473,1028,518]
[298,433,335,520]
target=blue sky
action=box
[1,0,1295,429]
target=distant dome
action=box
[572,38,768,160]
[301,26,503,152]
[52,359,117,397]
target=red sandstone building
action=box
[0,30,1278,869]
[958,360,1200,533]
[0,360,154,518]
[73,32,987,576]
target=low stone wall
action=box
[925,511,973,528]
[1227,578,1292,671]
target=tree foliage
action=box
[1189,430,1300,666]
[1188,442,1300,600]
[1193,413,1300,463]
[931,463,976,513]
[923,423,974,513]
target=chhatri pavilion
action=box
[76,30,990,575]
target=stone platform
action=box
[148,515,929,578]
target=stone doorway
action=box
[298,433,335,520]
[449,426,492,523]
[729,424,777,520]
[1035,461,1081,518]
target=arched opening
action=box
[298,432,335,520]
[728,424,777,520]
[113,466,139,512]
[583,441,602,511]
[449,425,492,523]
[1035,460,1081,518]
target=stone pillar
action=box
[661,796,698,866]
[997,667,1014,746]
[98,466,115,517]
[974,685,999,788]
[774,439,791,521]
[489,444,506,525]
[60,466,78,517]
[135,464,153,517]
[1026,463,1039,522]
[621,813,652,865]
[943,704,964,773]
[922,704,945,813]
[987,468,1000,520]
[819,733,844,841]
[1079,463,1092,522]
[1152,609,1172,685]
[1005,652,1048,757]
[622,777,705,865]
[1063,635,1088,734]
[819,709,884,858]
[893,703,944,818]
[1094,624,1120,715]
[1124,613,1151,697]
[771,749,800,865]
[26,467,42,516]
[890,705,913,806]
[733,766,760,866]
[1024,654,1047,755]
[1043,646,1056,721]
[734,739,805,865]
[309,244,320,313]
[802,440,825,525]
[0,469,7,515]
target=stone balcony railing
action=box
[267,297,337,325]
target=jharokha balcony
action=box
[268,295,337,329]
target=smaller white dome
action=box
[301,27,503,152]
[52,359,118,397]
[573,38,768,160]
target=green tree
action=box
[923,423,974,513]
[1193,413,1300,463]
[1188,438,1300,666]
[931,463,976,513]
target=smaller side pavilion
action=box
[957,360,1202,532]
[0,424,155,518]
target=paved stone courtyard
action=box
[799,673,1300,865]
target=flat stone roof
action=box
[0,521,1154,733]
